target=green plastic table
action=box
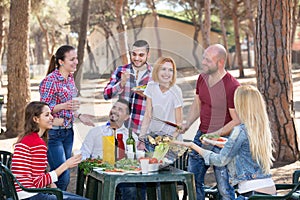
[85,166,196,200]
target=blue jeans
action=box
[116,183,138,200]
[188,130,235,200]
[47,128,74,191]
[24,191,88,200]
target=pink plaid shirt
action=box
[39,69,77,127]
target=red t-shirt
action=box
[196,72,240,133]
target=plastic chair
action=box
[247,182,300,199]
[76,166,87,196]
[0,150,13,168]
[293,170,300,184]
[249,169,300,199]
[291,170,300,199]
[0,151,13,199]
[0,162,63,200]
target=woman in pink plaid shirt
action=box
[39,45,94,191]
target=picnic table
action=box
[84,166,196,200]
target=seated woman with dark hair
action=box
[11,101,88,200]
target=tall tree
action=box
[244,0,256,68]
[0,4,5,70]
[31,0,70,61]
[219,0,245,76]
[215,0,230,67]
[1,0,31,139]
[74,0,90,95]
[202,0,211,49]
[0,0,9,71]
[232,0,244,77]
[179,0,202,69]
[115,0,128,65]
[291,0,300,44]
[126,0,149,41]
[256,0,299,162]
[146,0,162,57]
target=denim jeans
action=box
[24,191,88,200]
[47,127,74,191]
[116,183,138,200]
[235,195,248,200]
[188,130,235,200]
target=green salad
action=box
[79,158,113,175]
[115,158,139,171]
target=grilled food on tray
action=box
[132,85,147,91]
[147,135,172,145]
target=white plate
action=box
[202,137,228,145]
[94,168,141,175]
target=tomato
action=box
[149,158,158,164]
[138,157,146,162]
[217,138,227,142]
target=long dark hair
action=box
[46,45,75,75]
[17,101,49,143]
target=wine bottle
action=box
[117,133,125,160]
[126,128,136,159]
[113,129,118,162]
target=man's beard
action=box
[204,66,218,75]
[131,57,147,68]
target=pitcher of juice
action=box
[103,135,115,165]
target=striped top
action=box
[11,132,57,199]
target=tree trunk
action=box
[244,0,256,69]
[246,33,251,67]
[256,0,299,162]
[193,25,201,69]
[153,9,162,57]
[34,32,44,65]
[201,0,211,49]
[216,0,230,68]
[233,0,244,77]
[291,0,300,44]
[146,0,162,57]
[74,0,89,96]
[115,0,128,65]
[0,4,4,69]
[86,40,98,74]
[2,0,31,139]
[36,15,51,59]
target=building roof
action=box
[157,13,224,34]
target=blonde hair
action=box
[152,56,177,87]
[234,85,274,174]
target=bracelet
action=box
[78,113,82,119]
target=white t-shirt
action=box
[133,68,147,84]
[80,122,138,160]
[144,81,183,136]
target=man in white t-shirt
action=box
[80,98,139,200]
